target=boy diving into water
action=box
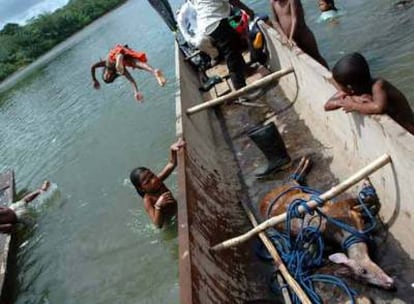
[325,52,414,135]
[91,44,166,102]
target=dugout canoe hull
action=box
[175,23,414,304]
[0,170,15,302]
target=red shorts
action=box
[107,44,147,67]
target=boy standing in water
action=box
[129,138,185,228]
[0,180,50,233]
[91,44,166,102]
[324,53,414,135]
[270,0,329,68]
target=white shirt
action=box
[192,0,231,35]
[177,2,198,44]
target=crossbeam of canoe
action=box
[186,67,294,115]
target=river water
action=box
[0,0,413,303]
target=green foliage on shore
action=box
[0,0,127,82]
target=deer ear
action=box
[329,253,350,265]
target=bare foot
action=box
[154,69,166,87]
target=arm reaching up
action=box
[157,138,186,181]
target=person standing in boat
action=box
[0,180,51,233]
[90,44,166,102]
[176,1,220,63]
[270,0,329,68]
[129,138,185,228]
[324,52,414,135]
[191,0,255,91]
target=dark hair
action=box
[130,167,150,197]
[332,53,372,94]
[323,0,338,11]
[102,68,118,84]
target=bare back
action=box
[377,79,414,134]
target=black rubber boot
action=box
[248,123,291,178]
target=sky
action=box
[0,0,70,29]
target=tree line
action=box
[0,0,127,82]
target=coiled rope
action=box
[257,183,378,304]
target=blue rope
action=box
[259,183,379,304]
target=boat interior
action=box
[175,22,414,304]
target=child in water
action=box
[0,180,51,233]
[318,0,340,23]
[91,44,166,102]
[324,52,414,135]
[270,0,329,68]
[130,138,185,228]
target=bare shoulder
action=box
[371,78,389,94]
[373,78,403,95]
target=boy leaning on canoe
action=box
[325,52,414,135]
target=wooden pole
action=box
[241,203,309,304]
[211,154,392,251]
[186,68,294,115]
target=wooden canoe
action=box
[0,170,15,300]
[175,22,414,303]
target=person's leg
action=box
[195,35,219,62]
[132,60,166,87]
[296,29,329,68]
[210,19,247,90]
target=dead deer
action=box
[259,157,394,290]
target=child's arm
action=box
[21,189,42,204]
[157,138,186,181]
[144,192,175,228]
[288,0,298,44]
[123,69,143,102]
[144,196,164,228]
[324,91,348,111]
[91,61,106,89]
[21,180,50,204]
[340,83,387,114]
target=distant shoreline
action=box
[0,0,128,92]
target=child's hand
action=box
[171,138,185,151]
[134,91,144,103]
[280,35,289,46]
[93,80,100,89]
[40,180,50,192]
[340,96,356,113]
[156,192,175,208]
[352,94,373,104]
